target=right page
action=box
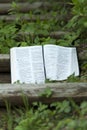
[44,45,79,81]
[56,46,79,80]
[70,48,79,76]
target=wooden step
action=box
[0,2,50,14]
[0,0,71,3]
[16,31,68,40]
[0,46,86,83]
[0,54,10,73]
[0,14,71,22]
[0,49,86,73]
[0,83,87,106]
[0,73,11,83]
[0,2,71,14]
[0,0,26,3]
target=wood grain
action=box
[0,2,51,14]
[0,14,70,22]
[0,83,87,106]
[0,0,27,3]
[0,0,70,3]
[0,73,11,83]
[0,54,10,72]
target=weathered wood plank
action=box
[0,73,10,83]
[0,2,52,14]
[0,54,10,72]
[0,0,70,3]
[0,83,87,106]
[0,14,71,22]
[0,0,27,3]
[0,2,71,14]
[16,31,68,40]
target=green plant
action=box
[0,22,19,53]
[67,0,87,29]
[80,101,87,116]
[14,99,87,130]
[51,100,71,114]
[67,73,80,82]
[21,94,30,112]
[9,2,20,15]
[57,32,79,46]
[64,0,87,45]
[0,99,87,130]
[39,87,53,98]
[4,100,13,130]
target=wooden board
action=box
[0,83,87,106]
[0,47,86,73]
[0,0,70,3]
[0,54,10,72]
[0,73,11,83]
[16,31,67,40]
[0,14,70,22]
[0,2,71,14]
[0,2,52,14]
[0,0,27,3]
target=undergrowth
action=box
[1,99,87,130]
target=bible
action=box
[10,45,79,84]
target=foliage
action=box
[0,22,17,53]
[68,0,87,30]
[3,100,14,130]
[39,87,53,98]
[0,0,86,49]
[64,0,87,45]
[8,100,87,130]
[67,73,80,82]
[57,32,79,46]
[0,0,70,53]
[1,98,87,130]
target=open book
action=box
[10,45,79,84]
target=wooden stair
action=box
[0,0,86,106]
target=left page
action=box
[10,47,35,84]
[70,48,79,76]
[10,46,45,84]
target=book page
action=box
[30,46,45,84]
[44,45,58,80]
[70,48,79,76]
[10,46,45,84]
[10,47,35,84]
[10,48,20,84]
[44,45,77,81]
[56,46,73,80]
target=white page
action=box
[30,46,45,84]
[10,47,35,84]
[44,45,58,80]
[44,45,78,81]
[56,46,73,80]
[70,48,79,76]
[10,48,20,84]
